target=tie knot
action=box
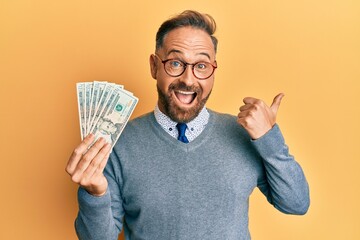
[176,123,189,143]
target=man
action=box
[66,10,310,240]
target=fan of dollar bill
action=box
[76,81,138,148]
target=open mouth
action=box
[174,90,197,105]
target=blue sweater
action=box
[75,110,310,240]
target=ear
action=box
[149,54,157,79]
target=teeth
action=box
[174,90,196,104]
[176,90,195,95]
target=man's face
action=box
[150,27,216,123]
[99,120,117,134]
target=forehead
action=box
[161,27,215,59]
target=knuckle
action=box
[243,117,253,127]
[242,122,250,129]
[238,117,248,127]
[77,161,87,172]
[71,175,80,184]
[81,154,92,165]
[254,99,263,107]
[94,138,105,148]
[73,148,83,157]
[79,178,89,187]
[90,159,99,168]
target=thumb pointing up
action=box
[270,93,285,114]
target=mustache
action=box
[168,82,201,93]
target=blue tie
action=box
[176,123,189,143]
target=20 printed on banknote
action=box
[76,81,138,148]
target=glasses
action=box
[154,54,217,80]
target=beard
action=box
[157,81,212,123]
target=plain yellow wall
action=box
[1,0,359,239]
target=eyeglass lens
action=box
[163,59,216,79]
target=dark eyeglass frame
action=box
[154,54,217,80]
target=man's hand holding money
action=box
[66,81,138,196]
[66,134,111,196]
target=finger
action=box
[270,93,285,113]
[66,134,95,175]
[237,115,250,129]
[69,137,107,182]
[75,137,107,174]
[237,110,252,119]
[91,150,111,182]
[243,97,259,104]
[99,149,111,172]
[82,143,111,180]
[239,103,253,112]
[87,150,111,197]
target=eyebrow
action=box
[166,49,211,61]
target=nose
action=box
[179,65,196,86]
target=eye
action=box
[168,60,183,69]
[195,63,208,70]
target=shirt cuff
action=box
[77,187,111,212]
[250,124,286,159]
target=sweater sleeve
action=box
[252,124,310,215]
[75,151,124,240]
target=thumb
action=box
[270,93,285,113]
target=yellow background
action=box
[1,0,359,239]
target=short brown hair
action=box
[155,10,218,53]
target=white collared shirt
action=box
[154,105,209,142]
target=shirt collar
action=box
[154,104,209,141]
